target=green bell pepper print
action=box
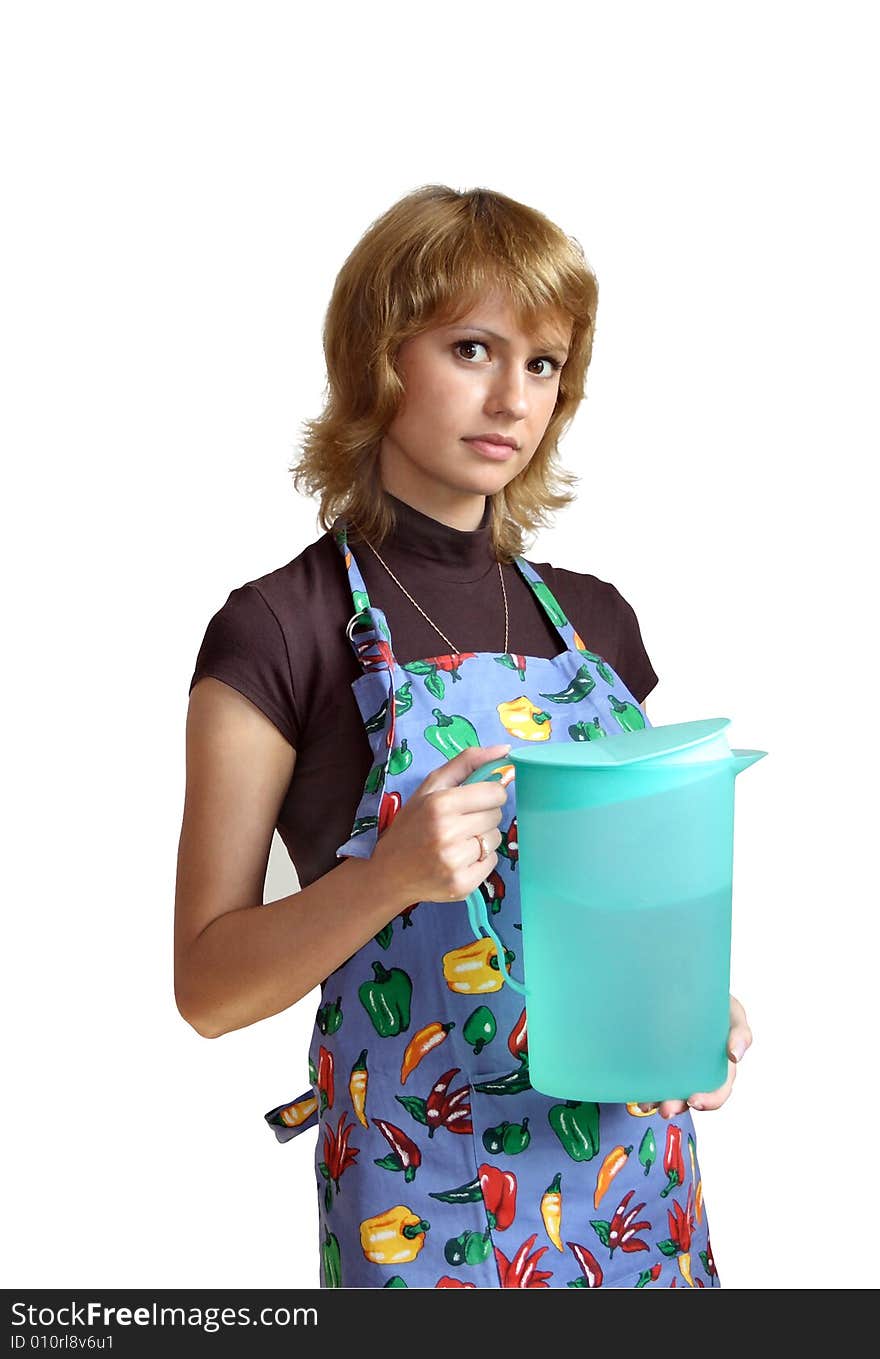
[364,762,385,795]
[387,738,413,775]
[482,1118,531,1155]
[639,1127,657,1176]
[358,961,413,1036]
[424,708,480,759]
[316,996,343,1035]
[463,1005,497,1054]
[539,663,596,704]
[609,694,647,732]
[549,1101,601,1161]
[444,1227,494,1267]
[321,1229,342,1288]
[568,717,606,742]
[383,1276,408,1288]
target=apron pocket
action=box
[465,1064,561,1288]
[264,1087,319,1143]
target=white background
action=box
[4,1,877,1290]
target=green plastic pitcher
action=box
[463,719,767,1103]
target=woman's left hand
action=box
[639,994,753,1119]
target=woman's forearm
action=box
[176,853,410,1039]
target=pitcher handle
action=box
[464,887,527,996]
[460,753,527,995]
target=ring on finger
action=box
[474,832,489,863]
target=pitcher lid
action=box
[511,718,733,769]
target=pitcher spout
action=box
[730,748,767,774]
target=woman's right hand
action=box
[368,743,514,909]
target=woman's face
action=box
[378,290,573,530]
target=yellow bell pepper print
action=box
[359,1205,430,1265]
[497,696,552,741]
[442,937,513,994]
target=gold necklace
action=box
[362,538,509,655]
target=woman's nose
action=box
[487,365,529,418]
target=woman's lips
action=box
[463,438,516,461]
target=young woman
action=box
[176,185,752,1289]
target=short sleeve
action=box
[612,586,659,706]
[188,584,300,748]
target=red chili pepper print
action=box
[507,1008,528,1064]
[501,816,519,867]
[359,638,395,674]
[665,1186,694,1254]
[395,1067,473,1138]
[656,1185,698,1286]
[661,1122,686,1197]
[371,1118,422,1181]
[318,1110,360,1206]
[480,868,506,916]
[591,1188,652,1257]
[565,1242,604,1287]
[425,652,477,678]
[494,1233,554,1288]
[317,1045,334,1112]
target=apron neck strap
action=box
[332,515,582,666]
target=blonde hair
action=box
[290,184,600,562]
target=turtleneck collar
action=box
[351,492,496,573]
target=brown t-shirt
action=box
[188,493,658,888]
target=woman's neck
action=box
[379,478,488,533]
[371,490,495,572]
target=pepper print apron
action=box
[265,519,719,1290]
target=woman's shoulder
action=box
[233,526,343,614]
[187,528,348,748]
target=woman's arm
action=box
[173,678,410,1039]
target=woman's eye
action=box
[453,340,561,377]
[454,339,489,362]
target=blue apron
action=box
[265,519,719,1289]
